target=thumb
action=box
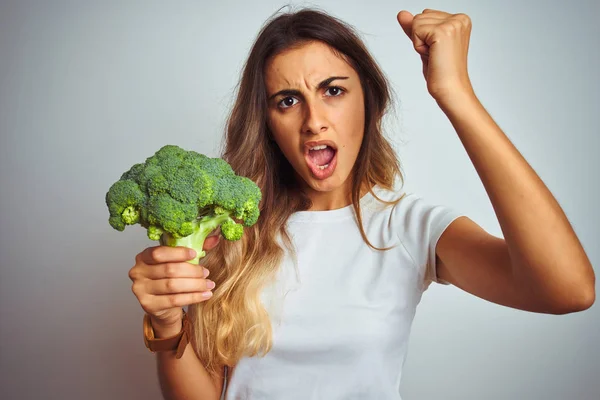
[203,227,221,251]
[203,234,220,251]
[397,10,414,39]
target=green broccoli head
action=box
[105,180,145,231]
[105,145,262,263]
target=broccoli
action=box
[105,145,261,264]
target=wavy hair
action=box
[188,7,404,378]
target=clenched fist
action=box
[129,234,221,335]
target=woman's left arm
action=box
[397,9,595,314]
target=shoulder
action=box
[373,184,464,262]
[365,182,445,224]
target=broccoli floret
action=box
[105,145,261,264]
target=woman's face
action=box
[264,41,365,208]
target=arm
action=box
[153,320,225,400]
[397,9,595,314]
[435,90,595,314]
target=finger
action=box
[141,261,210,280]
[138,245,196,266]
[147,277,216,295]
[397,10,414,39]
[411,23,439,56]
[204,235,220,251]
[144,292,214,313]
[421,9,450,18]
[398,11,433,56]
[413,16,446,25]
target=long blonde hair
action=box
[188,7,404,378]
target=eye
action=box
[325,86,345,97]
[278,97,298,109]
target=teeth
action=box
[317,164,329,170]
[310,145,328,151]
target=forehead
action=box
[264,41,356,88]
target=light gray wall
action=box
[1,0,598,399]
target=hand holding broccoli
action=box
[106,145,261,329]
[128,243,220,334]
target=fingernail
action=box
[203,268,210,278]
[189,249,196,258]
[206,280,216,289]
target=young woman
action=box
[128,8,595,400]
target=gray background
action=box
[1,0,598,399]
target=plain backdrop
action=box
[1,0,598,399]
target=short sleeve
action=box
[394,193,465,292]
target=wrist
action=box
[150,314,184,338]
[430,77,474,103]
[435,86,479,116]
[143,310,192,359]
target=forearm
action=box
[154,321,223,400]
[437,89,595,305]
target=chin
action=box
[292,152,354,194]
[300,170,350,193]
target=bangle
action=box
[143,310,192,359]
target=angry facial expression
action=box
[264,41,366,209]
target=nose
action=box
[301,100,328,135]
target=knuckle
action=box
[131,281,141,296]
[441,24,455,36]
[138,295,151,311]
[164,263,178,278]
[150,247,162,263]
[128,267,137,281]
[167,294,180,308]
[165,278,177,292]
[129,265,145,281]
[456,13,471,24]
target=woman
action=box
[129,8,595,399]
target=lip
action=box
[305,150,337,180]
[303,140,338,155]
[303,139,338,180]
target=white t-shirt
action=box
[223,183,464,399]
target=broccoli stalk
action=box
[158,210,242,264]
[105,145,261,264]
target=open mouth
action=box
[304,142,338,180]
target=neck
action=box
[301,180,371,211]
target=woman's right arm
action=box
[129,239,224,400]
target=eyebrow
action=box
[267,76,349,102]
